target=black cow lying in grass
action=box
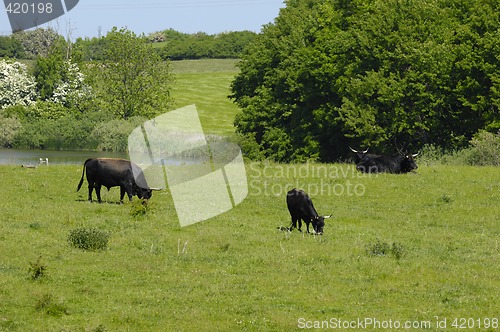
[350,147,419,174]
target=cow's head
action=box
[349,147,369,160]
[311,215,332,234]
[133,185,158,200]
[400,153,419,173]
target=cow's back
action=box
[287,188,311,215]
[86,158,132,185]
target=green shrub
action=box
[0,114,22,148]
[463,131,500,166]
[129,199,149,217]
[91,117,146,151]
[417,144,448,166]
[68,228,110,251]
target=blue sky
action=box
[1,0,285,38]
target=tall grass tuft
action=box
[68,228,110,251]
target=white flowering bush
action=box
[0,60,37,109]
[51,61,93,110]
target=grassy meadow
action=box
[0,59,499,331]
[171,59,240,136]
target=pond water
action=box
[0,149,128,165]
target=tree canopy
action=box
[86,28,174,119]
[231,0,500,162]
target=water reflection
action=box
[0,149,128,165]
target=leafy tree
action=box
[0,59,37,109]
[87,27,174,119]
[155,30,257,60]
[212,31,257,59]
[11,28,64,58]
[33,52,65,100]
[0,36,25,58]
[231,0,500,161]
[51,61,93,111]
[73,36,111,61]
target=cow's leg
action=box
[305,221,310,233]
[120,187,126,203]
[297,218,303,232]
[95,184,102,203]
[87,183,94,202]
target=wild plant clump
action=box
[34,293,69,317]
[28,256,47,281]
[68,228,110,251]
[366,240,406,260]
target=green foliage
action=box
[50,61,93,110]
[129,199,151,217]
[68,227,110,251]
[154,30,256,60]
[0,113,22,148]
[0,35,25,58]
[418,130,500,166]
[24,100,68,120]
[86,27,174,120]
[236,132,265,160]
[33,52,65,100]
[463,130,500,166]
[11,111,102,150]
[231,0,500,161]
[73,36,111,61]
[33,53,91,108]
[91,116,146,151]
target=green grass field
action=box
[0,59,499,331]
[171,59,240,136]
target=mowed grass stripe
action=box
[171,59,240,136]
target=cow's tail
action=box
[76,158,92,192]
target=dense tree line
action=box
[73,29,256,61]
[231,0,500,162]
[0,29,256,61]
[154,30,257,60]
[0,28,173,151]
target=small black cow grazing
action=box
[349,147,418,174]
[286,188,331,234]
[77,158,157,203]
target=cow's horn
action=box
[324,215,332,219]
[412,153,419,158]
[350,147,369,154]
[149,187,163,191]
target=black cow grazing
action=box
[286,188,331,234]
[349,147,418,174]
[77,158,156,203]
